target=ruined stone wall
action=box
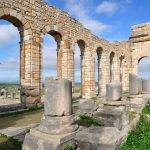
[130,23,150,75]
[0,0,140,101]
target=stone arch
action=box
[73,39,86,97]
[138,56,150,78]
[109,51,115,82]
[41,29,63,81]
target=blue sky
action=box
[0,0,150,83]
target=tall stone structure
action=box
[0,0,149,103]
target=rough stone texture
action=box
[142,79,150,94]
[38,115,78,135]
[0,0,140,102]
[129,74,140,95]
[23,128,76,150]
[78,99,97,113]
[106,82,122,101]
[23,78,78,149]
[94,106,129,130]
[44,78,72,116]
[75,127,124,150]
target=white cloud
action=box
[64,0,110,36]
[96,1,118,15]
[0,24,19,44]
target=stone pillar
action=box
[57,49,62,79]
[60,40,74,83]
[113,56,120,82]
[97,53,102,96]
[106,82,122,101]
[82,48,95,98]
[122,60,129,91]
[20,30,42,104]
[101,53,110,95]
[23,78,78,150]
[142,79,150,94]
[129,73,140,95]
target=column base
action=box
[23,128,77,150]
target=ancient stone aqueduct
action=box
[0,0,150,103]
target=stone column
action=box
[122,60,129,91]
[101,53,110,95]
[97,53,102,96]
[23,78,78,150]
[82,48,95,98]
[21,30,42,104]
[60,40,74,83]
[57,48,62,79]
[113,56,120,82]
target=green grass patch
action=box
[77,114,101,127]
[142,106,150,114]
[120,107,150,150]
[0,134,22,150]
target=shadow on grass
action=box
[0,134,22,150]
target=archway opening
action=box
[42,31,62,99]
[138,57,150,79]
[74,40,85,98]
[0,17,22,105]
[95,47,103,96]
[110,52,115,82]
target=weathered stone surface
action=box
[94,106,129,130]
[44,78,72,116]
[23,128,76,150]
[142,79,150,94]
[78,99,97,113]
[129,74,140,95]
[106,82,122,101]
[75,127,123,150]
[38,115,78,135]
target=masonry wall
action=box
[0,0,141,103]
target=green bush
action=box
[77,114,101,127]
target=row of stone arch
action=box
[0,7,129,102]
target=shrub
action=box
[64,145,76,150]
[77,114,101,127]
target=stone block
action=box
[75,127,123,150]
[78,99,97,113]
[106,82,122,101]
[94,106,129,130]
[23,128,76,150]
[142,78,150,94]
[44,78,72,116]
[38,115,78,135]
[129,74,140,95]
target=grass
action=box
[142,106,150,114]
[120,106,150,150]
[0,134,22,150]
[77,114,101,127]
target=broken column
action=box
[129,73,140,95]
[23,78,78,150]
[106,82,122,101]
[142,79,150,94]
